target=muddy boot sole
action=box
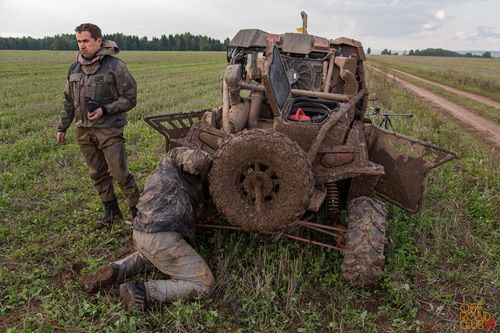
[119,281,148,312]
[79,265,117,293]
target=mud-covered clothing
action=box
[133,147,213,243]
[57,40,137,133]
[77,127,140,206]
[58,40,140,207]
[112,147,215,303]
[113,230,215,303]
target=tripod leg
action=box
[379,117,388,129]
[388,118,394,131]
[382,116,390,129]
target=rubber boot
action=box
[93,199,123,229]
[120,281,148,312]
[79,264,119,293]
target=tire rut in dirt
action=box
[209,129,314,234]
[341,196,388,286]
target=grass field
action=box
[1,50,499,331]
[367,54,500,103]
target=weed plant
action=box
[0,50,499,331]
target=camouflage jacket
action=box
[133,147,213,243]
[57,40,137,132]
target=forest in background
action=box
[0,32,230,51]
[0,32,500,58]
[2,33,498,58]
[376,47,494,58]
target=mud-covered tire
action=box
[341,196,388,286]
[209,129,314,234]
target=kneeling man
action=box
[79,147,216,312]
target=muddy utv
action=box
[145,16,458,286]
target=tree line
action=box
[375,47,493,58]
[0,32,231,51]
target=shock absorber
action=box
[325,182,340,215]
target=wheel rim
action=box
[239,163,280,211]
[209,129,314,234]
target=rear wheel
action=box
[341,196,388,286]
[209,129,314,234]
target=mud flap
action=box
[364,123,458,213]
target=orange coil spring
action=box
[325,182,340,215]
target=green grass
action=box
[367,54,500,102]
[390,70,500,126]
[1,50,499,331]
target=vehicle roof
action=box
[229,28,365,59]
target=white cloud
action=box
[434,10,447,20]
[454,26,500,44]
[456,30,475,40]
[420,9,450,33]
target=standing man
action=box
[57,23,140,228]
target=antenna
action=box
[301,11,308,34]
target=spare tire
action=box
[209,129,314,234]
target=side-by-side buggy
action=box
[145,19,458,286]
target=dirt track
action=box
[369,65,500,148]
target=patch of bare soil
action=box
[389,68,500,110]
[369,65,500,148]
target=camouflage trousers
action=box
[77,127,140,207]
[112,230,215,303]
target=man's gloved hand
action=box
[85,97,107,120]
[85,97,100,112]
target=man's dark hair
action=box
[75,23,102,40]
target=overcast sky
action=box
[1,0,499,52]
